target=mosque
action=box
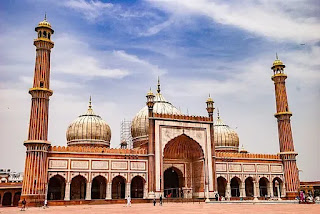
[18,17,300,206]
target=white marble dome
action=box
[66,99,111,147]
[214,112,239,152]
[131,82,181,147]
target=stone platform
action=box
[1,202,320,214]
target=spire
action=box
[86,96,95,115]
[89,96,92,109]
[44,12,47,20]
[276,52,278,60]
[157,76,161,94]
[217,108,220,119]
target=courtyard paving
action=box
[0,203,319,214]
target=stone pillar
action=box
[268,182,273,197]
[143,183,148,199]
[85,182,91,200]
[226,181,231,200]
[64,182,70,201]
[106,182,112,199]
[281,183,286,197]
[240,182,245,198]
[253,181,258,201]
[126,183,131,199]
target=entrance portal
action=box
[164,167,182,198]
[163,134,204,198]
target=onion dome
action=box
[131,79,181,148]
[66,97,111,147]
[214,110,239,152]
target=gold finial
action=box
[206,93,213,102]
[157,76,161,94]
[88,96,92,109]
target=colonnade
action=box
[218,176,285,200]
[47,175,146,201]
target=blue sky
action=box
[0,0,319,181]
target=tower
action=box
[271,54,299,199]
[21,15,54,205]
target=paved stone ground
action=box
[0,203,319,214]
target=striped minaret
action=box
[21,15,54,206]
[271,54,299,199]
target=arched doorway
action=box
[70,175,87,200]
[245,177,254,197]
[163,134,204,198]
[230,177,241,197]
[164,167,183,198]
[131,176,144,198]
[259,177,269,197]
[47,175,66,200]
[273,177,283,197]
[112,176,125,199]
[2,192,12,206]
[91,176,107,199]
[217,176,227,197]
[13,192,21,206]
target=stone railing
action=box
[49,146,147,154]
[216,152,280,160]
[153,113,212,122]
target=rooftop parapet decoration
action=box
[153,113,212,122]
[216,152,280,160]
[49,146,147,154]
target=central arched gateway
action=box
[163,134,204,198]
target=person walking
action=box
[159,195,163,206]
[127,195,131,207]
[21,198,26,211]
[153,197,156,206]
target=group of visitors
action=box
[298,191,318,203]
[153,195,163,206]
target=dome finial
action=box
[44,12,47,20]
[89,96,92,109]
[217,108,220,119]
[157,76,161,94]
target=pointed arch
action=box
[47,174,66,200]
[163,134,204,160]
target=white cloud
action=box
[63,0,113,20]
[113,50,167,75]
[147,0,320,42]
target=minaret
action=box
[271,54,299,199]
[21,15,54,205]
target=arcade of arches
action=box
[45,175,145,201]
[0,191,21,207]
[216,176,285,199]
[163,134,205,198]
